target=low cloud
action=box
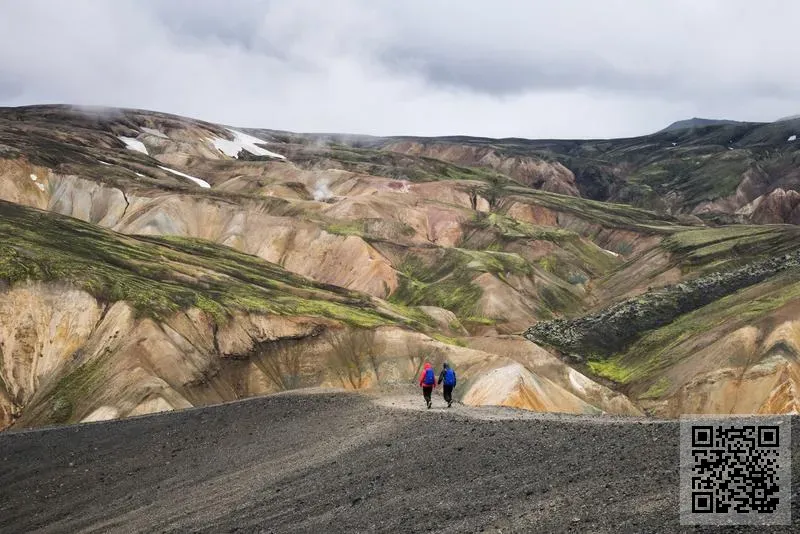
[0,0,798,138]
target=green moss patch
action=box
[388,247,535,320]
[0,200,418,329]
[526,249,800,360]
[664,225,800,270]
[469,212,577,242]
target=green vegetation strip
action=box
[525,248,800,357]
[587,271,800,386]
[388,246,535,320]
[0,200,411,328]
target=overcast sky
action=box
[1,0,798,138]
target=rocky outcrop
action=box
[0,281,345,429]
[749,188,800,224]
[526,250,800,356]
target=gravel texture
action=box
[1,391,798,533]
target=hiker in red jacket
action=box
[419,362,436,409]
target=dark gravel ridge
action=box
[0,392,797,533]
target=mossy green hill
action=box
[0,200,421,329]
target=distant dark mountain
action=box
[775,114,800,122]
[658,117,750,133]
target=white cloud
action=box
[0,0,798,138]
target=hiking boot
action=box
[447,401,452,408]
[426,401,432,409]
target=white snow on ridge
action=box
[210,129,285,160]
[141,127,169,139]
[788,135,797,142]
[158,166,211,188]
[29,173,45,191]
[118,136,149,155]
[601,248,620,257]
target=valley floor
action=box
[0,391,798,533]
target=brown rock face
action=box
[0,283,103,427]
[505,201,559,226]
[384,141,580,196]
[750,188,800,224]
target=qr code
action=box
[680,416,791,526]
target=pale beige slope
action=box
[649,318,800,416]
[462,362,600,414]
[602,274,800,417]
[0,163,400,298]
[0,282,641,429]
[0,160,591,331]
[372,329,641,415]
[0,283,103,425]
[467,336,641,415]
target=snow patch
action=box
[671,142,677,146]
[135,172,144,177]
[567,369,591,395]
[29,173,44,191]
[158,166,211,188]
[141,127,168,139]
[99,161,112,166]
[210,129,285,160]
[601,247,620,257]
[118,136,149,155]
[788,135,797,142]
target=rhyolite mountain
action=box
[1,104,800,429]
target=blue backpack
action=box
[423,368,436,385]
[443,368,456,386]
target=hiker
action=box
[438,362,457,408]
[419,362,436,409]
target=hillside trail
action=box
[367,388,663,424]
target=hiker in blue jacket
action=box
[438,362,457,408]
